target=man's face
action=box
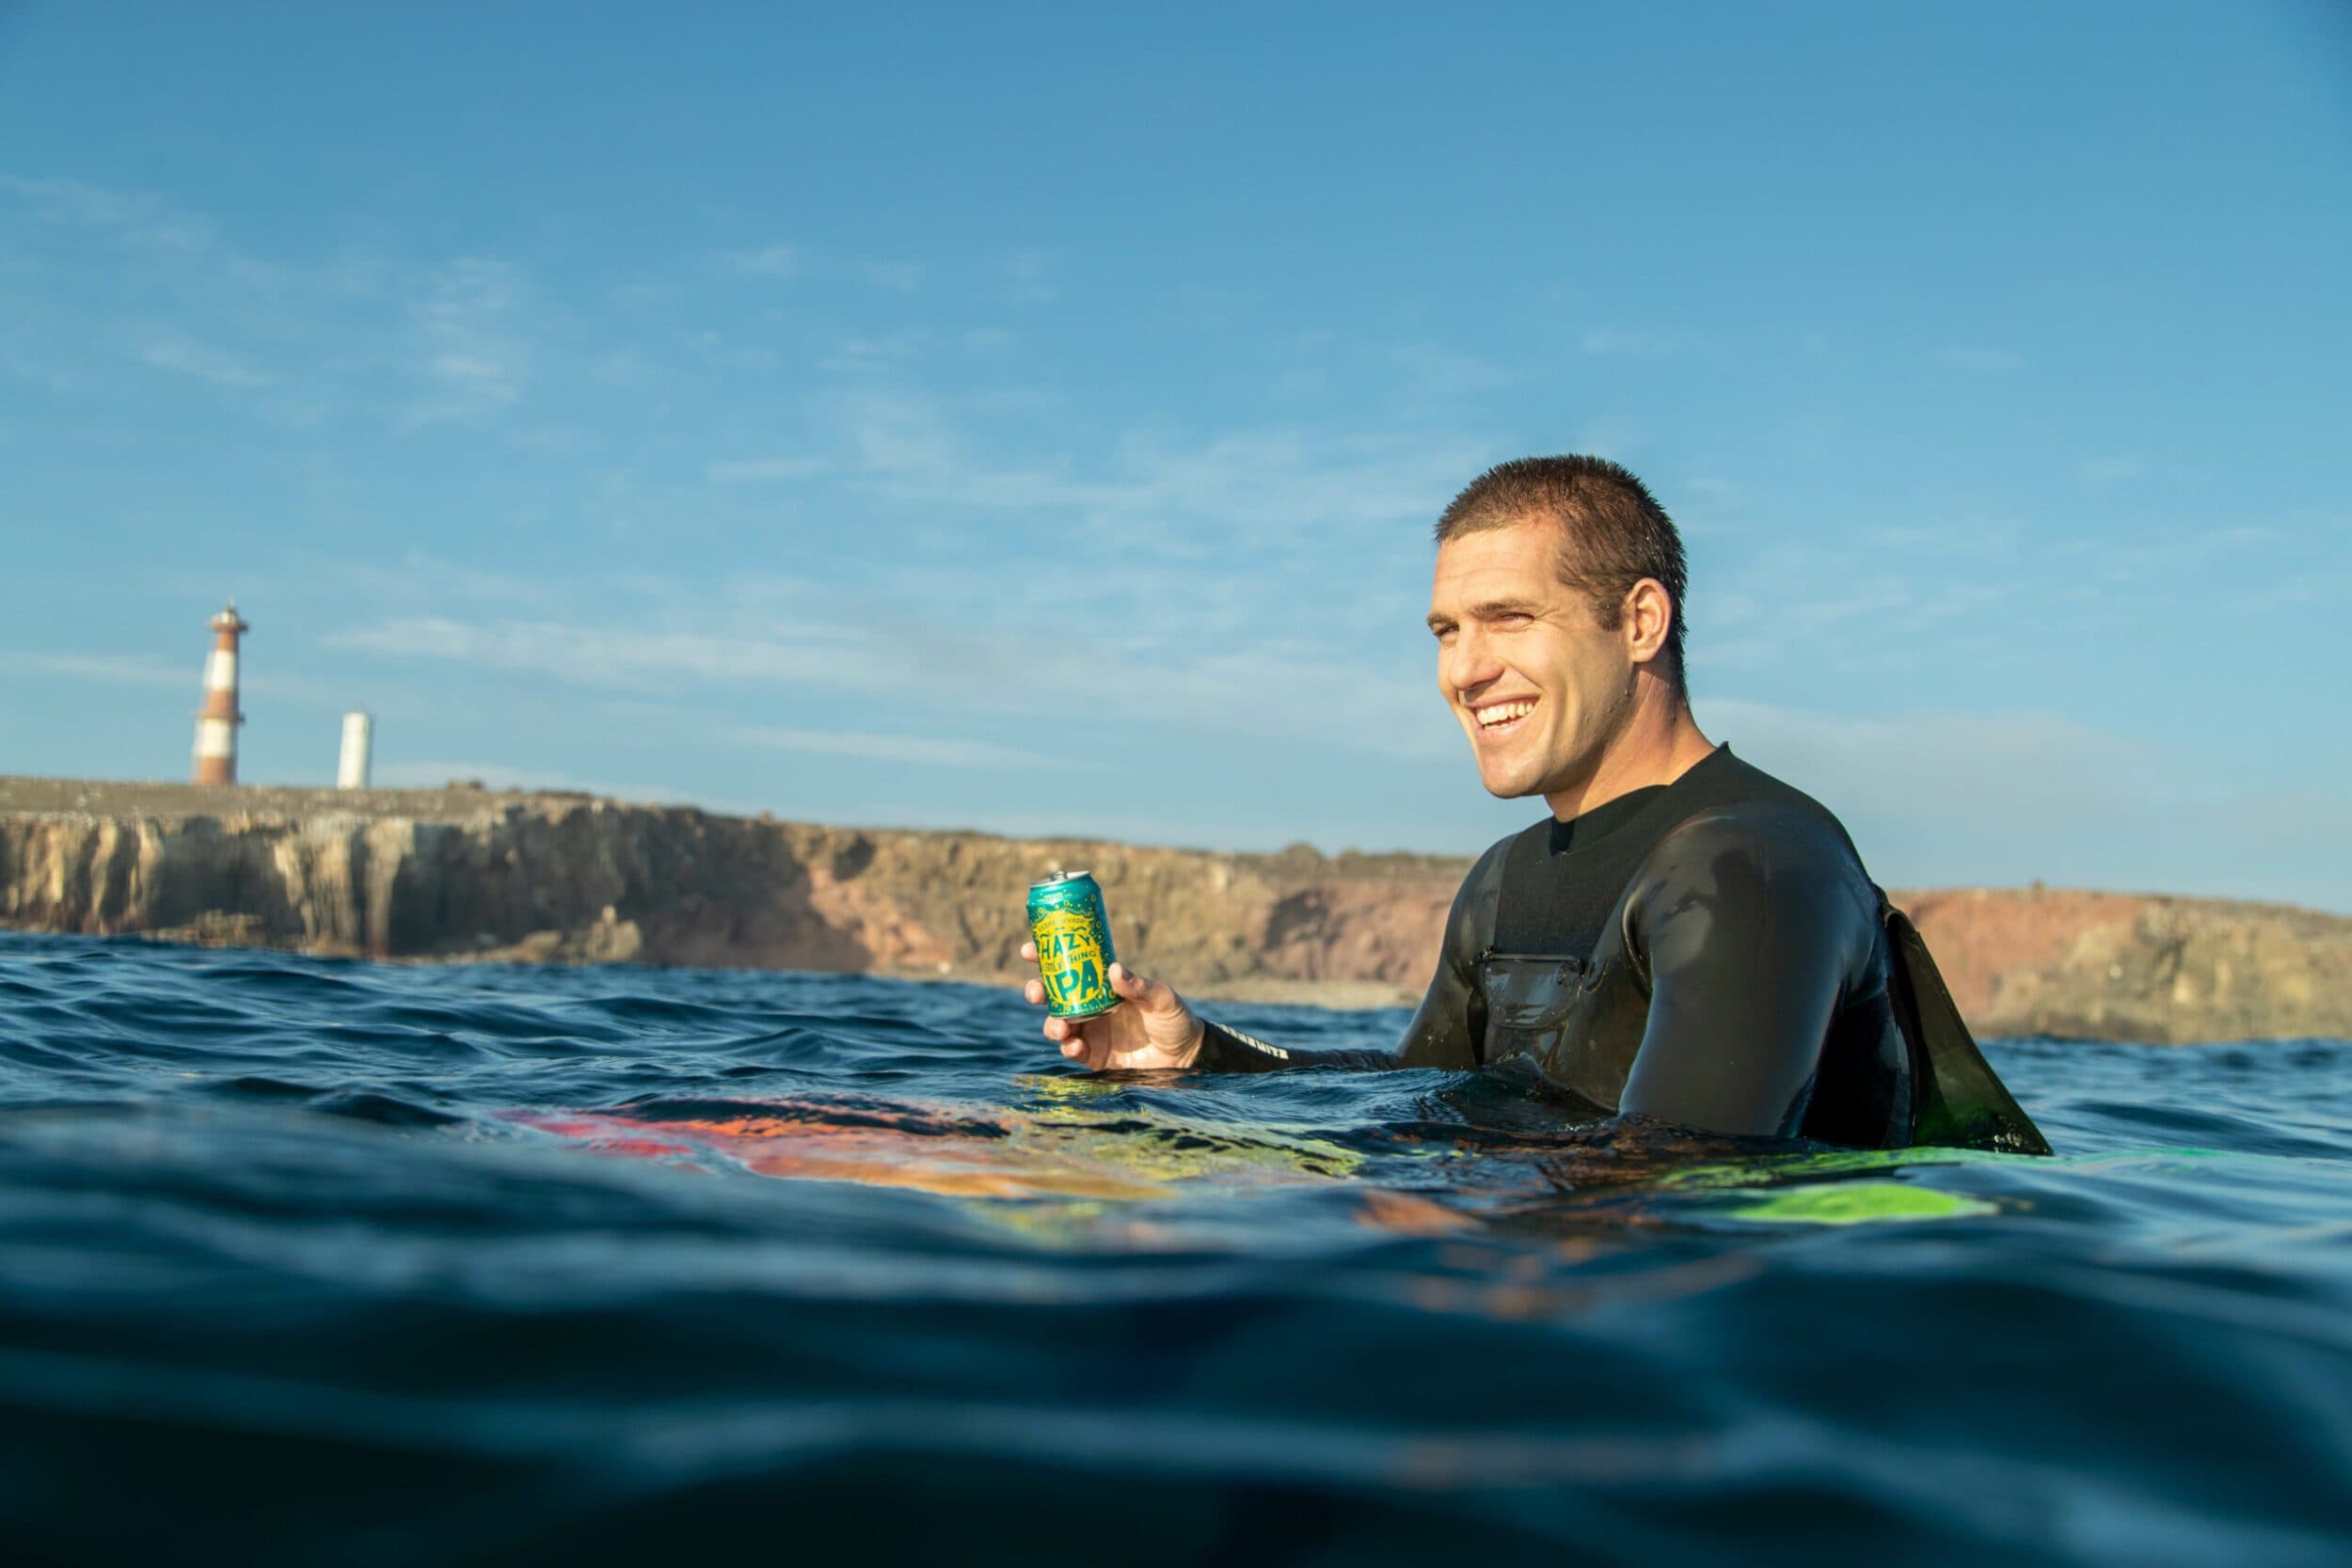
[1428,518,1636,802]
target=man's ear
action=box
[1625,578,1674,666]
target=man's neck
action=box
[1544,691,1715,821]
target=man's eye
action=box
[1495,612,1532,628]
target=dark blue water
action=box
[1,932,2347,1565]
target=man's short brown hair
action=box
[1435,454,1689,695]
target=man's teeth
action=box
[1476,701,1535,728]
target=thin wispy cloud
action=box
[728,724,1061,770]
[325,617,879,692]
[0,172,215,255]
[405,258,529,426]
[12,651,356,707]
[2100,521,2280,579]
[322,602,1452,759]
[133,329,273,388]
[861,260,924,293]
[1004,249,1059,304]
[15,652,190,688]
[1860,520,2022,558]
[1695,527,2045,673]
[2222,579,2330,614]
[3,171,554,438]
[1570,420,1645,460]
[1103,647,1455,761]
[817,384,1486,557]
[818,328,927,373]
[1693,694,2351,905]
[326,553,562,610]
[707,244,925,293]
[1711,697,2143,832]
[1581,328,1690,357]
[713,243,798,277]
[706,456,828,483]
[1382,344,1508,402]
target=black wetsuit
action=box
[1194,747,2048,1154]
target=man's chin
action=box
[1474,762,1543,800]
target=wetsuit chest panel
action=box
[1474,953,1586,1070]
[1473,950,1650,1111]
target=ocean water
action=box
[0,932,2346,1566]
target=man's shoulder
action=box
[1654,797,1865,874]
[1678,746,1848,829]
[1639,805,1881,965]
[1661,748,1867,875]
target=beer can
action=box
[1026,870,1122,1020]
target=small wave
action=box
[0,931,2345,1561]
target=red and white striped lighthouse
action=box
[192,602,247,785]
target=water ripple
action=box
[0,930,2346,1563]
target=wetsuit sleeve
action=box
[1189,841,1503,1074]
[1615,805,1880,1137]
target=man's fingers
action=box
[1108,962,1161,1008]
[1023,977,1045,1006]
[1020,940,1038,962]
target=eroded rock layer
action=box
[2,778,2344,1044]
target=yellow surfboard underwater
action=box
[514,1087,1361,1204]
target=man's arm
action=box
[1190,840,1505,1073]
[1615,805,1879,1136]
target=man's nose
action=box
[1441,625,1502,695]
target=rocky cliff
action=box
[2,777,2344,1045]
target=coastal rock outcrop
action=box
[1896,887,2350,1046]
[1,778,2344,1045]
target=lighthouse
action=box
[192,602,247,785]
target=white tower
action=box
[337,711,373,790]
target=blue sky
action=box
[2,3,2348,910]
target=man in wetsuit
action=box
[1022,456,2044,1152]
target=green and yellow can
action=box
[1027,870,1122,1020]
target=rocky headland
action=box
[2,776,2344,1045]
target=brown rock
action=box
[1,776,2344,1044]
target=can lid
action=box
[1029,869,1090,888]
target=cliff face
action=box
[2,778,2344,1045]
[0,781,1448,994]
[1895,887,2351,1046]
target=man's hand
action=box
[1019,942,1205,1070]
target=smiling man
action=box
[1023,455,2045,1153]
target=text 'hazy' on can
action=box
[1027,871,1121,1020]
